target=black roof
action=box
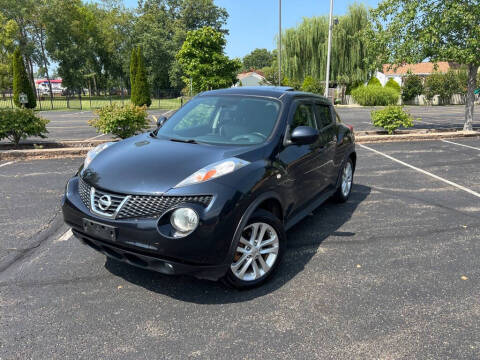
[198,86,330,104]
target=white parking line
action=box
[441,139,480,151]
[0,161,15,168]
[84,133,107,141]
[359,144,480,199]
[54,229,73,243]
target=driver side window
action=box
[290,103,316,135]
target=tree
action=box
[135,0,228,92]
[401,74,423,102]
[129,47,138,103]
[133,47,151,107]
[301,76,322,93]
[282,4,373,88]
[12,47,36,108]
[243,48,273,70]
[0,13,18,94]
[424,71,461,105]
[372,0,480,130]
[176,26,240,92]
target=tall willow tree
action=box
[282,4,372,86]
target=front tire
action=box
[223,209,286,289]
[333,158,354,203]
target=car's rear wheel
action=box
[333,158,354,203]
[223,209,285,289]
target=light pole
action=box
[278,0,282,86]
[324,0,334,98]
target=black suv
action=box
[62,86,356,288]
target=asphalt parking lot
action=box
[3,109,174,143]
[336,105,480,131]
[1,105,478,146]
[0,137,479,359]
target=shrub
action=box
[89,104,149,139]
[351,85,399,106]
[402,74,423,102]
[424,71,461,104]
[367,77,382,87]
[0,108,49,145]
[301,76,323,94]
[385,78,401,93]
[12,47,36,109]
[371,106,414,134]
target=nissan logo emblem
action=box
[98,195,112,211]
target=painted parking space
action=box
[360,138,480,193]
[0,140,478,359]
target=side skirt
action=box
[285,188,336,231]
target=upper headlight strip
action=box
[174,157,250,188]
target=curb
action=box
[1,131,478,161]
[0,147,92,160]
[356,130,479,143]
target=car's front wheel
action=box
[223,209,285,289]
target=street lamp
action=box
[324,0,334,98]
[278,0,282,86]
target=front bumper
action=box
[62,177,246,280]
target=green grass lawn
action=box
[0,96,182,111]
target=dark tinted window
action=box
[157,96,280,145]
[291,103,316,133]
[314,104,332,129]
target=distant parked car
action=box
[62,86,356,288]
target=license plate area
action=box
[82,219,116,241]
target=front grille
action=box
[92,188,128,217]
[78,178,91,209]
[117,195,212,219]
[77,178,212,219]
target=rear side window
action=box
[291,103,316,131]
[314,104,333,129]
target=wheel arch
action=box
[222,191,285,266]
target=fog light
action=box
[170,208,199,234]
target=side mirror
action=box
[156,116,167,128]
[290,126,319,145]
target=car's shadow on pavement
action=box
[105,184,371,304]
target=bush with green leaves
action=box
[301,76,323,94]
[385,78,401,93]
[424,71,461,104]
[371,106,414,134]
[89,104,149,139]
[351,85,399,106]
[0,108,49,145]
[367,77,382,87]
[401,74,423,102]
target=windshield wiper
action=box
[169,138,198,144]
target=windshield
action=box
[156,95,281,145]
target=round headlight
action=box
[170,208,199,233]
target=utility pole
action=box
[324,0,334,98]
[278,0,282,86]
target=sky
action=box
[123,0,380,59]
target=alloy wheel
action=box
[231,222,279,281]
[341,161,353,197]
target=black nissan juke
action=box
[62,86,356,288]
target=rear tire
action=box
[223,209,286,289]
[333,158,354,203]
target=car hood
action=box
[81,133,259,195]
